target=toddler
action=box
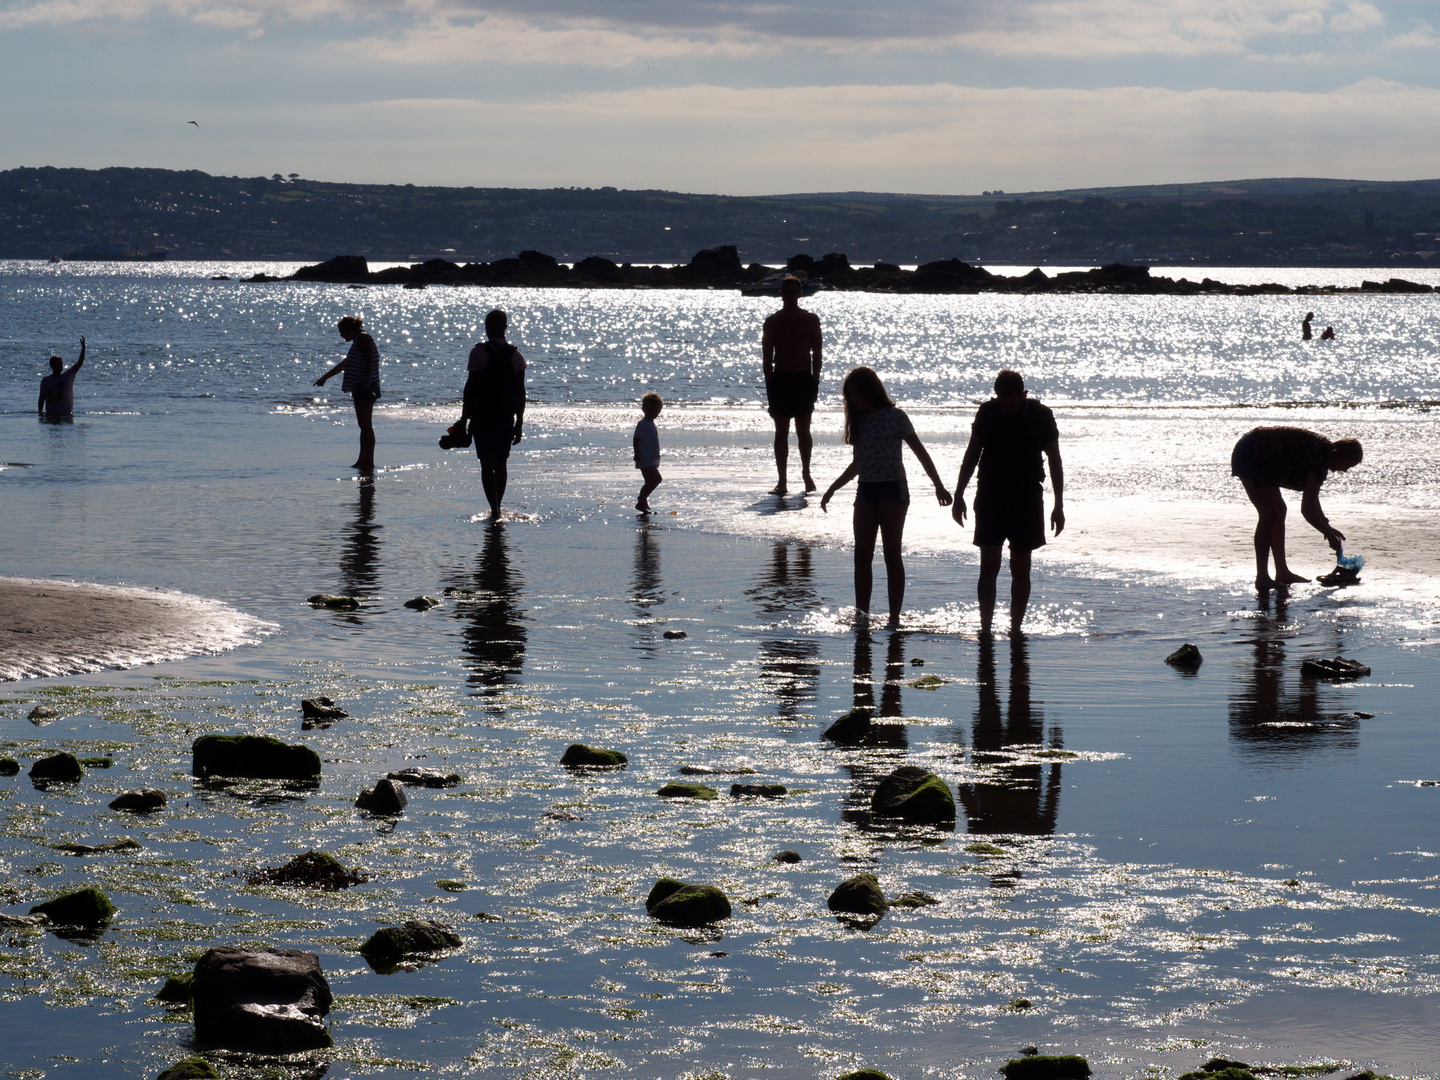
[634,392,663,512]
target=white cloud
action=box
[1328,1,1384,31]
[1385,20,1438,48]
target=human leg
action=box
[1241,481,1301,588]
[352,395,375,472]
[1008,547,1033,632]
[637,466,662,512]
[852,501,880,618]
[771,417,791,494]
[479,454,508,518]
[795,414,815,491]
[977,545,1003,634]
[876,501,909,629]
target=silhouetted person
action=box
[463,309,527,520]
[761,275,823,494]
[1230,426,1362,590]
[314,315,380,473]
[1319,326,1335,341]
[821,366,951,630]
[38,336,85,419]
[633,392,664,513]
[1301,312,1314,341]
[952,369,1064,635]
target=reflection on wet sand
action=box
[957,635,1062,837]
[631,525,663,656]
[339,480,382,599]
[451,524,526,698]
[1228,592,1359,756]
[748,543,821,722]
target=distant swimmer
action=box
[1230,426,1362,591]
[37,336,85,419]
[1302,312,1314,341]
[314,315,381,473]
[952,368,1064,636]
[462,308,527,521]
[1320,326,1335,341]
[761,275,823,495]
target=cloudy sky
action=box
[1,0,1437,193]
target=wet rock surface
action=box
[300,695,348,723]
[155,1057,219,1080]
[305,593,359,610]
[773,849,802,863]
[657,781,717,800]
[54,837,142,855]
[247,850,367,890]
[0,756,18,775]
[29,885,116,929]
[109,787,167,811]
[999,1055,1092,1080]
[1165,643,1204,668]
[191,945,333,1052]
[403,595,441,610]
[870,766,956,825]
[730,782,787,798]
[191,734,321,780]
[29,751,83,782]
[355,777,408,814]
[828,873,887,918]
[645,878,732,927]
[559,743,628,768]
[824,706,873,744]
[387,766,463,787]
[359,919,463,965]
[1301,657,1371,680]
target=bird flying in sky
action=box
[187,120,199,127]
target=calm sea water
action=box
[2,261,1439,1080]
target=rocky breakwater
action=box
[246,248,1439,297]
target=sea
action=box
[1,259,1439,1080]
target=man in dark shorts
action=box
[952,369,1064,635]
[761,276,822,494]
[463,309,527,521]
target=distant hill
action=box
[2,166,1438,267]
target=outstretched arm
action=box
[951,432,983,525]
[904,433,953,506]
[1300,471,1343,552]
[820,461,859,513]
[1043,439,1065,536]
[313,358,346,387]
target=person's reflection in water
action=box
[748,542,822,722]
[338,480,382,602]
[453,523,526,699]
[957,635,1062,840]
[631,524,663,657]
[1228,591,1358,755]
[839,629,911,828]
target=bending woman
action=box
[1230,425,1362,591]
[314,315,381,472]
[821,367,951,630]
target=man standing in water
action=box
[761,276,823,494]
[952,369,1064,635]
[38,336,85,419]
[463,309,526,521]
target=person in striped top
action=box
[314,315,382,473]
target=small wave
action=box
[0,577,276,682]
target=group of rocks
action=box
[245,248,1440,297]
[1163,643,1371,682]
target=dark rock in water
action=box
[731,783,787,798]
[774,849,802,863]
[828,873,887,917]
[54,837,142,856]
[155,1057,219,1080]
[542,809,584,822]
[910,657,925,666]
[192,734,321,780]
[355,778,407,814]
[662,629,688,639]
[359,919,462,964]
[837,1071,892,1080]
[824,706,873,744]
[29,752,83,783]
[889,890,940,909]
[306,593,360,610]
[191,945,333,1052]
[999,1055,1092,1080]
[27,704,60,721]
[29,885,116,929]
[559,743,628,768]
[0,757,18,776]
[1165,643,1203,668]
[291,254,369,282]
[110,787,167,811]
[387,766,463,787]
[680,763,755,775]
[247,850,367,890]
[657,781,717,800]
[870,766,956,825]
[645,877,732,927]
[908,673,945,689]
[1179,1069,1259,1080]
[155,973,194,1003]
[300,696,347,722]
[1195,1060,1253,1075]
[404,595,441,610]
[1301,657,1371,680]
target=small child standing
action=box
[633,392,663,513]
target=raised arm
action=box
[72,336,86,374]
[1300,471,1343,552]
[904,432,953,506]
[1043,438,1064,536]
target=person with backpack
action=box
[462,308,527,520]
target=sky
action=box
[2,0,1439,194]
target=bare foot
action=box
[803,472,817,492]
[636,502,652,513]
[885,616,901,631]
[1276,571,1310,584]
[1255,575,1275,591]
[769,483,787,496]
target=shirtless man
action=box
[761,276,823,494]
[38,336,86,419]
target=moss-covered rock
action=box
[824,706,872,744]
[870,766,955,825]
[838,1071,892,1080]
[999,1055,1092,1080]
[645,878,732,927]
[908,674,945,689]
[731,783,787,798]
[359,919,462,964]
[29,885,116,928]
[247,850,367,890]
[306,593,359,610]
[1178,1069,1259,1080]
[155,1057,218,1080]
[559,743,628,768]
[0,757,19,776]
[53,837,142,855]
[78,755,114,768]
[657,782,717,800]
[191,734,321,780]
[774,849,802,863]
[828,873,887,917]
[156,973,194,1003]
[889,890,939,908]
[29,751,83,782]
[110,788,167,811]
[965,842,1008,855]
